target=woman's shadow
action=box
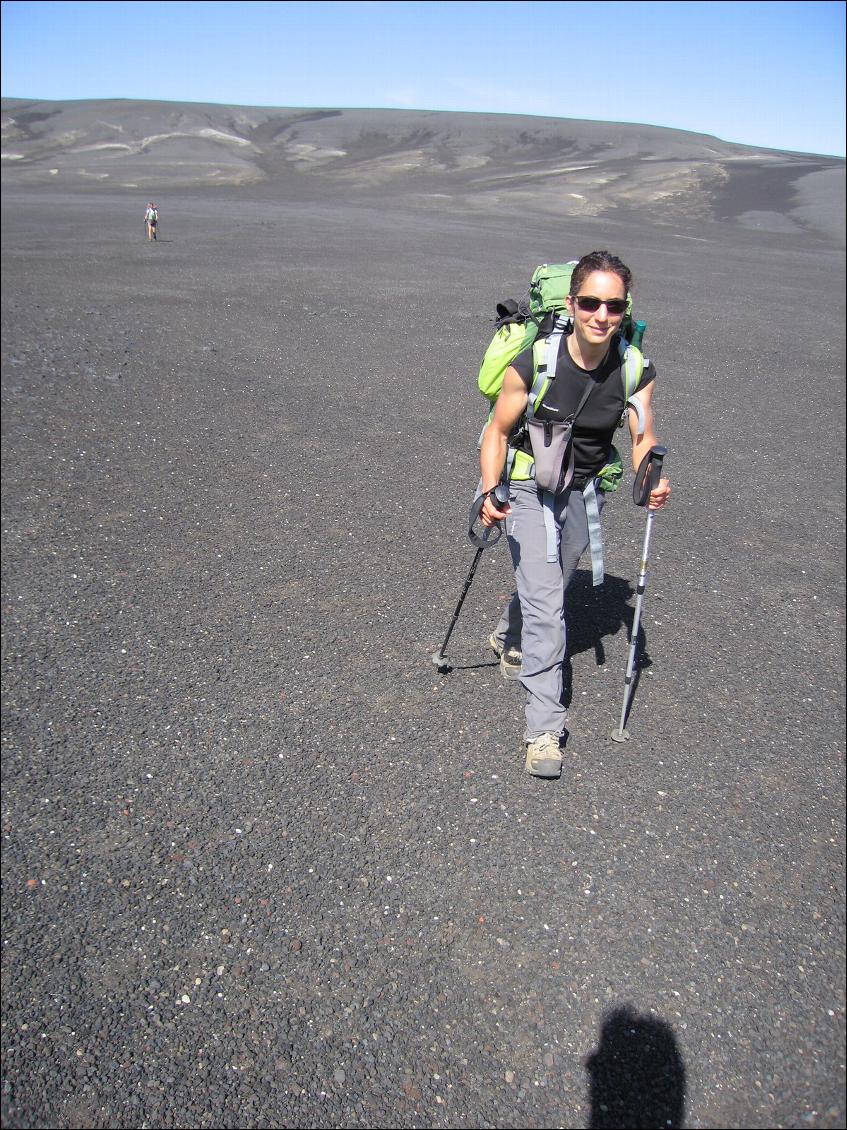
[563,569,651,709]
[585,1005,686,1128]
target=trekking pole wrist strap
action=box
[467,487,506,548]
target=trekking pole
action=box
[610,445,667,742]
[432,485,509,673]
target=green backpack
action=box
[477,262,647,491]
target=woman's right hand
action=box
[480,491,512,527]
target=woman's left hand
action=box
[648,476,671,510]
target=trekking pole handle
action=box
[468,484,509,548]
[488,483,510,512]
[633,445,668,507]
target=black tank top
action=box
[511,330,655,481]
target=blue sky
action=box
[2,0,844,157]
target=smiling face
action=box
[566,269,627,352]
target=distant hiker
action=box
[478,250,671,779]
[144,203,159,241]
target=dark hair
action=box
[570,250,632,296]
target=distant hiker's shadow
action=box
[585,1005,686,1129]
[564,569,651,709]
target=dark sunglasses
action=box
[573,295,627,315]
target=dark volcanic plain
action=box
[2,100,845,1130]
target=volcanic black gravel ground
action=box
[1,188,845,1129]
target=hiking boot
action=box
[489,633,522,680]
[524,732,563,778]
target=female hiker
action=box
[478,250,671,779]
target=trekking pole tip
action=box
[432,652,451,673]
[610,727,631,743]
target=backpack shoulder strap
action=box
[527,316,570,418]
[617,339,646,437]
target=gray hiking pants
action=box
[494,479,605,742]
